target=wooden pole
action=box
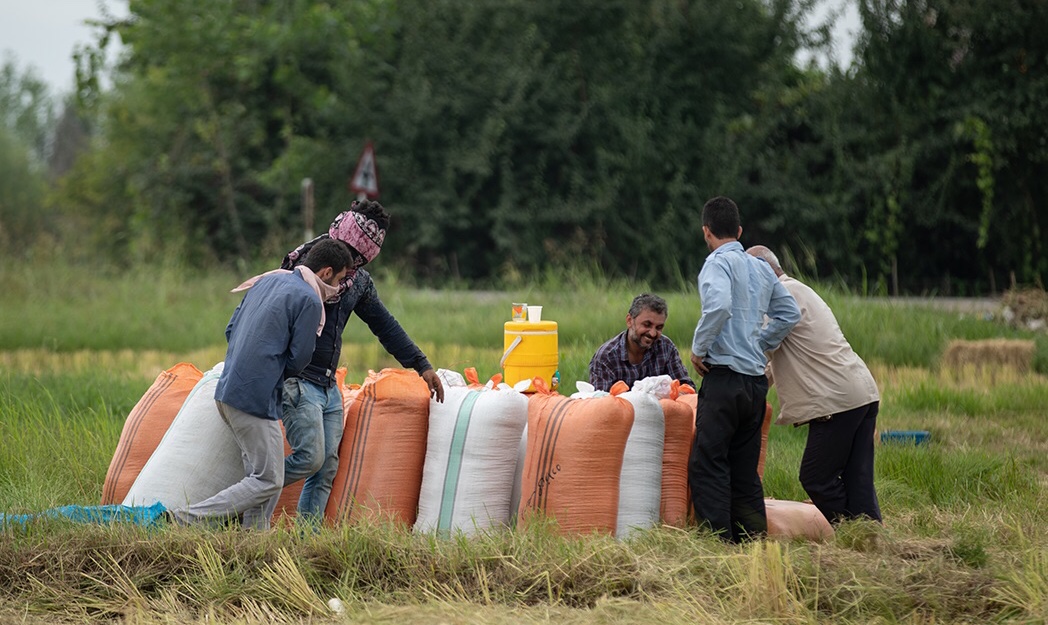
[891,255,899,297]
[302,178,315,242]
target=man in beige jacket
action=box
[746,245,882,525]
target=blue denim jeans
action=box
[281,377,344,519]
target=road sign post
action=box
[349,141,379,200]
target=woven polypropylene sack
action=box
[659,394,697,527]
[122,363,243,509]
[614,390,664,538]
[102,362,203,504]
[517,392,634,536]
[415,384,528,534]
[324,369,430,526]
[765,498,834,542]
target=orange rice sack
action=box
[659,384,697,527]
[765,498,834,542]
[324,369,430,526]
[517,385,634,536]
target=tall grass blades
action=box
[993,548,1048,622]
[875,444,1036,511]
[0,372,127,511]
[0,261,242,352]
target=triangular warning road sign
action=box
[349,142,380,198]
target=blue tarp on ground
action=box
[0,502,168,529]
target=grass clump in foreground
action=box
[0,513,1032,624]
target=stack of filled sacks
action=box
[563,376,696,537]
[110,364,434,525]
[103,364,833,541]
[106,362,353,520]
[571,378,664,539]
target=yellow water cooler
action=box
[501,320,559,393]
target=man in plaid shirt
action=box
[588,293,695,392]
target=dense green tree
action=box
[54,0,1045,293]
[850,0,1048,292]
[65,0,375,262]
[63,0,817,282]
[0,58,53,250]
[704,0,1047,294]
[375,0,815,283]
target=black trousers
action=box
[800,401,882,524]
[688,367,769,542]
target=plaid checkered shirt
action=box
[588,330,694,392]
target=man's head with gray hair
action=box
[745,245,784,277]
[628,293,668,318]
[625,293,670,357]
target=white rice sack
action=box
[616,389,665,538]
[122,363,243,508]
[415,380,529,534]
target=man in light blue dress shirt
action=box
[689,196,800,542]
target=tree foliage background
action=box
[3,0,1046,294]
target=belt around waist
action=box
[296,366,336,387]
[705,365,768,381]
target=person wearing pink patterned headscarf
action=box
[279,200,444,522]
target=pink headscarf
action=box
[328,209,386,263]
[280,203,387,296]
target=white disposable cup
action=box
[528,305,542,322]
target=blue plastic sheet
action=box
[0,502,168,529]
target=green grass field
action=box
[2,261,1047,624]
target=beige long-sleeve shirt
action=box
[767,275,879,426]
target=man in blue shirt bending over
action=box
[689,196,800,543]
[168,238,353,529]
